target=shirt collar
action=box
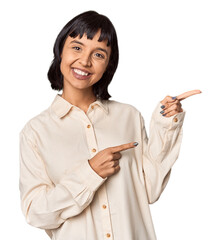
[51,94,109,118]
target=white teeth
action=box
[73,68,89,76]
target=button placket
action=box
[98,186,114,239]
[82,118,96,156]
[82,117,114,239]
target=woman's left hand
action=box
[160,89,202,117]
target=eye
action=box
[95,53,105,59]
[72,46,81,51]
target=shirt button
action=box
[87,124,91,128]
[92,148,96,152]
[106,233,111,238]
[173,117,178,122]
[102,204,107,209]
[91,106,94,109]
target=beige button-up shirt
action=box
[19,94,186,240]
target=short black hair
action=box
[47,10,119,100]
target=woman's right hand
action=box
[88,142,138,179]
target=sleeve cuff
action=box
[152,101,186,129]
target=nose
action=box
[79,52,92,67]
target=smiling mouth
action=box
[71,68,92,80]
[72,68,91,76]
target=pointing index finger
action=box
[111,142,138,153]
[176,89,202,101]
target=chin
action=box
[69,81,93,90]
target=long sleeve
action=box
[141,102,186,204]
[19,129,107,230]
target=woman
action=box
[19,10,201,240]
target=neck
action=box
[61,85,97,112]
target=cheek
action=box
[96,61,108,74]
[61,50,76,65]
[60,56,73,73]
[60,60,66,74]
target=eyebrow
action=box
[70,40,108,56]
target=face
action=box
[60,29,111,93]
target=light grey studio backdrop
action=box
[0,0,220,239]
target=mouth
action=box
[72,67,91,75]
[71,68,92,80]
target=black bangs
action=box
[68,14,112,46]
